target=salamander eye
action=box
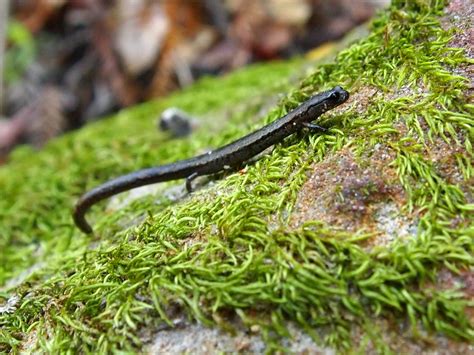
[329,91,340,100]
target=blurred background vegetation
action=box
[0,0,387,163]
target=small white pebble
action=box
[0,295,19,314]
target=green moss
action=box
[1,0,473,352]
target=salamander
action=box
[73,86,349,233]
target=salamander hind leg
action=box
[185,172,199,193]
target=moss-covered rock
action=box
[1,0,472,352]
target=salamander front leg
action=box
[185,172,199,193]
[302,122,327,132]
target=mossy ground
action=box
[1,0,473,352]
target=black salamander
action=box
[73,86,349,233]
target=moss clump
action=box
[1,0,473,352]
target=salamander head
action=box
[302,86,349,119]
[327,86,349,105]
[312,86,349,108]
